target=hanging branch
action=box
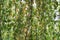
[24,0,33,40]
[0,0,4,40]
[29,0,33,40]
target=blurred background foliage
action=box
[0,0,60,40]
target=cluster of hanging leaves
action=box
[0,0,60,40]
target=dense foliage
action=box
[0,0,60,40]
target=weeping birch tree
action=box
[0,0,60,40]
